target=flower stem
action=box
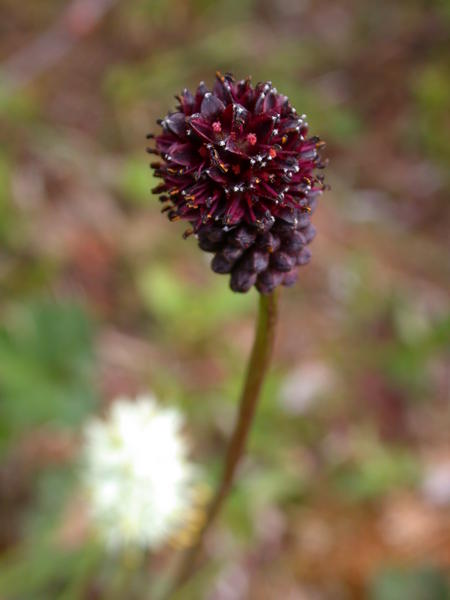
[166,290,279,597]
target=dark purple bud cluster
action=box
[197,214,316,293]
[148,72,327,293]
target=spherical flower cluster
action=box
[149,72,327,293]
[82,395,199,551]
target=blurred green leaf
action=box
[138,264,253,340]
[0,153,15,244]
[384,312,450,393]
[333,441,420,501]
[119,155,158,204]
[370,565,450,600]
[0,77,38,121]
[0,300,98,451]
[0,539,101,600]
[410,62,450,164]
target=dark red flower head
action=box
[148,72,327,294]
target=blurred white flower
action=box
[280,361,336,415]
[422,460,450,507]
[82,394,200,550]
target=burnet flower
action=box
[82,395,201,551]
[148,72,327,293]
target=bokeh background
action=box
[0,0,449,598]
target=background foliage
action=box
[0,0,449,598]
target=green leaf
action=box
[370,565,450,600]
[138,264,253,340]
[0,300,98,451]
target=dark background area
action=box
[0,0,449,598]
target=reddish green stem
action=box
[166,290,279,597]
